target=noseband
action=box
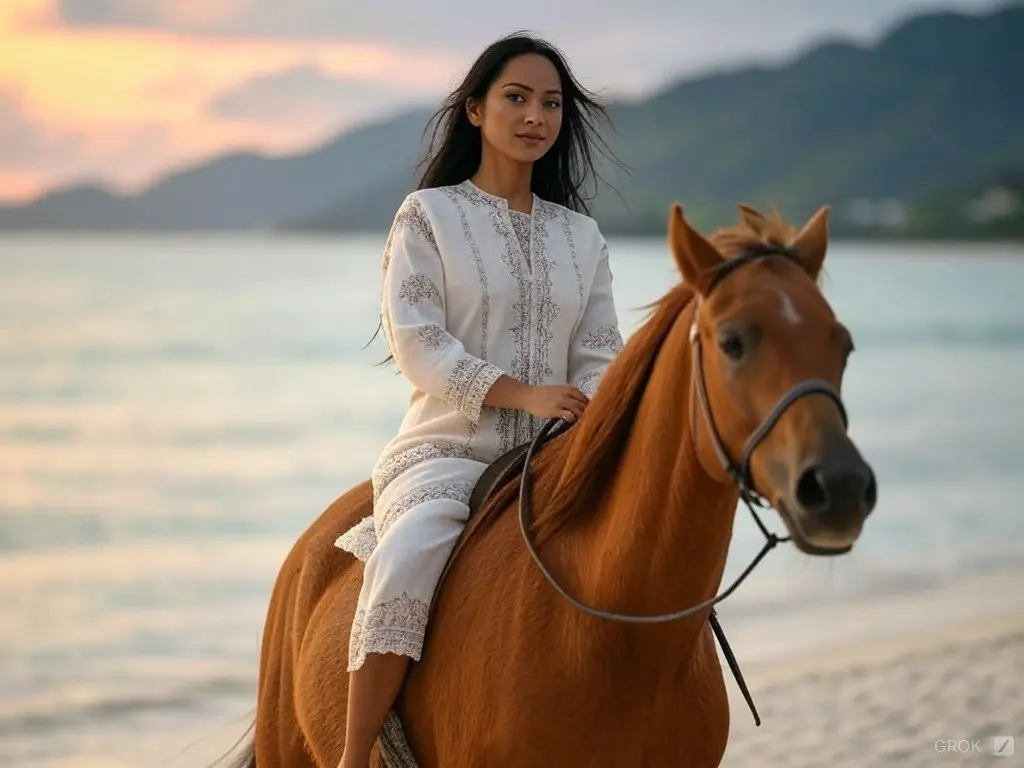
[517,244,849,725]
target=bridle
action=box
[516,245,849,725]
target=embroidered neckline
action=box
[460,179,536,216]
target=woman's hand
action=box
[482,376,589,422]
[522,384,589,422]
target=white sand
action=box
[719,566,1024,767]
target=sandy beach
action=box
[720,566,1024,767]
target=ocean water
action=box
[1,234,1022,766]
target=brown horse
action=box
[230,201,876,767]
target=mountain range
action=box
[2,3,1022,238]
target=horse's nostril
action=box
[863,467,878,513]
[795,465,829,512]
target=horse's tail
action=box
[227,734,256,768]
[210,718,256,768]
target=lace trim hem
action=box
[334,516,377,562]
[348,592,430,671]
[349,626,428,672]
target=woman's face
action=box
[467,53,564,165]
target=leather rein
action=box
[516,245,848,726]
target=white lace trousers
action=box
[334,455,487,672]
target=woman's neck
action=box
[471,150,534,213]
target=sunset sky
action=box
[0,0,1005,203]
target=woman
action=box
[333,31,625,768]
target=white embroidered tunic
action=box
[335,179,624,676]
[372,179,624,500]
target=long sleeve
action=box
[568,237,624,399]
[380,196,505,424]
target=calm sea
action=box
[1,234,1022,766]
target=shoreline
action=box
[716,562,1024,670]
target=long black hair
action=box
[417,31,620,213]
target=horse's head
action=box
[668,202,876,555]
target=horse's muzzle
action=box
[783,433,877,553]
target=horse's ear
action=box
[788,205,830,278]
[668,203,724,293]
[737,203,767,232]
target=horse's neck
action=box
[571,308,739,624]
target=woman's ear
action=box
[465,98,484,128]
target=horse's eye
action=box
[718,329,744,361]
